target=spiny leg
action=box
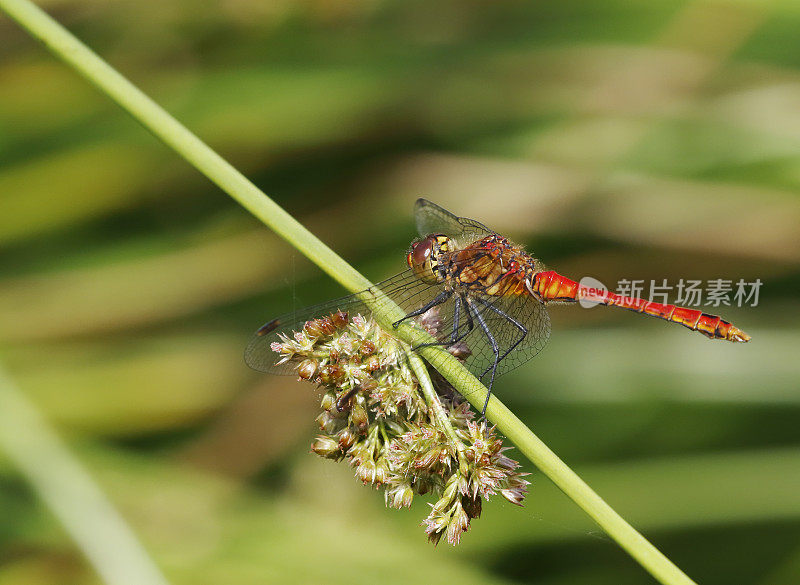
[412,292,475,351]
[466,298,501,417]
[451,292,462,343]
[458,292,475,338]
[473,297,528,380]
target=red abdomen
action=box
[531,270,750,342]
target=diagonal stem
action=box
[0,1,696,584]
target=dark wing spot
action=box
[256,319,281,336]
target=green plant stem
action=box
[0,1,696,584]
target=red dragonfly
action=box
[246,199,750,413]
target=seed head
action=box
[269,311,528,544]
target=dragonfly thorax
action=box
[407,234,451,284]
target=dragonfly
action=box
[246,199,750,414]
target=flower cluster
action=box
[271,310,529,545]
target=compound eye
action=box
[410,236,434,267]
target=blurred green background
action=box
[1,0,799,583]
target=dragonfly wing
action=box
[246,244,550,386]
[245,269,444,374]
[397,284,551,385]
[245,292,369,375]
[415,199,493,246]
[456,291,551,382]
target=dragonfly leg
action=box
[451,293,462,343]
[412,292,474,351]
[473,297,528,378]
[458,292,475,341]
[466,298,500,417]
[392,290,453,329]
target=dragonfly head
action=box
[407,234,450,284]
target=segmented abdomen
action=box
[531,270,750,342]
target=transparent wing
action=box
[245,269,441,374]
[411,287,551,384]
[464,291,551,380]
[248,196,551,384]
[246,265,550,382]
[414,199,494,247]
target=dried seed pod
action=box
[320,390,337,411]
[303,320,323,338]
[331,310,349,329]
[337,427,357,451]
[318,317,335,336]
[297,358,318,380]
[311,436,340,458]
[350,403,369,433]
